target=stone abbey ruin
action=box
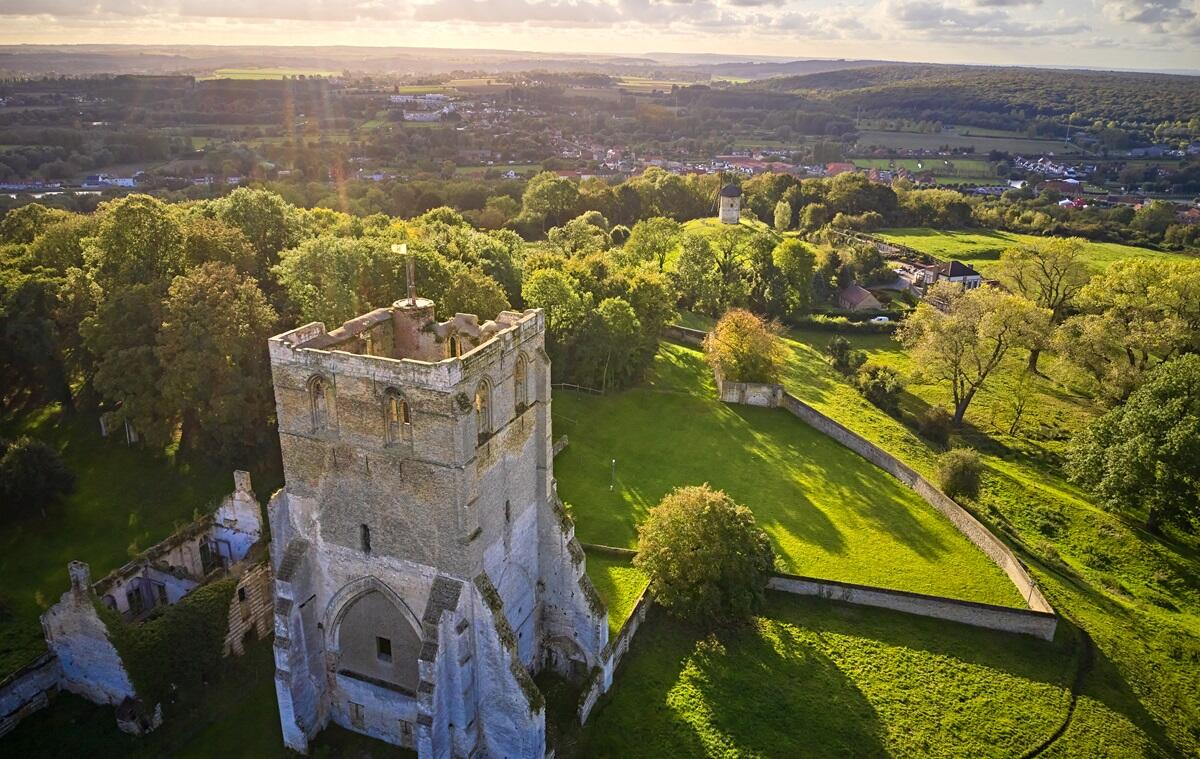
[4,290,1063,758]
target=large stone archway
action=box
[323,576,423,694]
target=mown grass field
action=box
[578,595,1075,758]
[0,404,234,677]
[554,341,1022,607]
[878,227,1194,274]
[755,322,1200,756]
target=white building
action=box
[718,183,742,224]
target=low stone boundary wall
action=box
[0,652,61,738]
[578,585,652,725]
[706,369,1055,636]
[552,435,569,457]
[768,574,1057,640]
[661,324,706,347]
[774,391,1055,620]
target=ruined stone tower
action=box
[266,293,607,757]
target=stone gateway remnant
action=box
[266,294,608,756]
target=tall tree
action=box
[1067,354,1200,532]
[157,263,278,459]
[995,237,1090,372]
[898,282,1050,424]
[621,217,682,271]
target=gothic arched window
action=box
[475,379,492,440]
[514,353,528,411]
[308,375,328,431]
[448,335,462,358]
[384,388,411,444]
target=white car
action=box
[870,316,891,324]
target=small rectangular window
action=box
[377,636,393,663]
[350,701,365,728]
[237,587,247,603]
[361,524,371,554]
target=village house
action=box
[836,283,884,311]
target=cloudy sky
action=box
[0,0,1197,72]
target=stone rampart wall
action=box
[767,574,1057,640]
[578,585,651,725]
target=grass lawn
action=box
[578,594,1075,758]
[877,227,1193,275]
[0,638,413,758]
[554,341,1022,607]
[584,552,649,635]
[0,404,242,677]
[760,324,1200,755]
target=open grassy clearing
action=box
[554,341,1023,607]
[578,594,1074,758]
[855,129,1081,155]
[614,76,689,92]
[584,552,649,635]
[0,404,236,677]
[199,68,338,80]
[878,227,1193,274]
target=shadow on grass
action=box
[577,606,887,759]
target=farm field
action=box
[552,341,1024,607]
[200,67,338,80]
[578,595,1074,758]
[851,156,996,177]
[0,404,236,678]
[855,129,1081,155]
[877,227,1194,274]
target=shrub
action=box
[826,336,866,376]
[704,308,785,384]
[634,484,775,626]
[855,362,903,415]
[916,407,953,448]
[936,448,983,500]
[0,436,74,516]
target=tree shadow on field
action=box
[686,618,888,758]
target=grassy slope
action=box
[584,552,649,636]
[579,595,1074,758]
[554,342,1022,607]
[766,325,1200,756]
[0,404,232,676]
[878,227,1194,275]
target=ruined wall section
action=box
[41,562,136,706]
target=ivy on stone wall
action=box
[95,577,237,708]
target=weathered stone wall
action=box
[268,301,604,757]
[42,563,137,707]
[578,585,651,725]
[661,324,706,348]
[767,574,1057,640]
[0,653,61,738]
[224,560,273,656]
